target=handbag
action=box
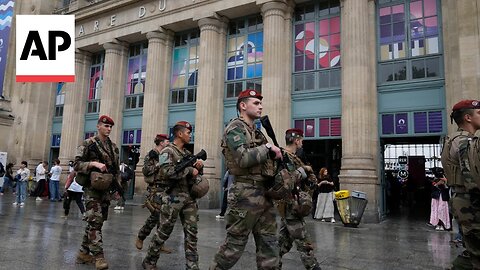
[90,171,113,191]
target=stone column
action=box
[261,1,291,146]
[339,0,379,222]
[3,0,62,167]
[195,16,228,208]
[442,1,480,134]
[136,29,173,193]
[58,51,91,165]
[100,41,128,144]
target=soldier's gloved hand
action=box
[193,160,204,170]
[191,168,199,177]
[270,145,283,160]
[90,161,107,172]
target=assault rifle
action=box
[174,149,208,175]
[260,115,314,195]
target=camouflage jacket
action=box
[222,117,270,177]
[443,128,475,190]
[158,143,195,194]
[74,135,120,178]
[142,148,161,182]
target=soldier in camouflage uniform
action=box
[278,128,321,270]
[210,89,283,270]
[441,100,480,270]
[135,133,172,254]
[142,121,204,270]
[74,115,119,270]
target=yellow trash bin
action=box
[334,190,368,227]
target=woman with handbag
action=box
[429,176,451,231]
[313,167,336,223]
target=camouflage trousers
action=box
[144,192,199,269]
[279,205,319,270]
[80,191,110,256]
[138,191,161,240]
[451,193,480,269]
[138,209,160,241]
[210,182,279,270]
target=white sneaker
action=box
[435,225,444,231]
[331,218,336,223]
[12,202,18,206]
[114,206,123,210]
[20,202,25,207]
[36,197,42,201]
[215,215,224,219]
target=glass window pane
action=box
[411,19,424,40]
[330,69,341,87]
[305,73,315,90]
[319,1,329,17]
[379,7,391,24]
[227,83,235,97]
[330,0,340,14]
[411,39,425,56]
[380,24,392,41]
[318,71,329,88]
[394,62,407,80]
[305,119,315,137]
[424,0,437,17]
[295,120,304,131]
[424,16,438,36]
[319,19,329,36]
[392,22,405,41]
[410,1,423,19]
[295,56,304,72]
[412,59,425,79]
[379,63,393,82]
[425,57,439,77]
[330,50,341,67]
[238,20,246,34]
[305,4,314,20]
[305,54,315,70]
[187,88,195,102]
[330,16,340,33]
[392,5,405,23]
[248,17,257,31]
[294,75,304,91]
[382,114,394,134]
[425,37,438,54]
[171,91,178,104]
[178,90,185,103]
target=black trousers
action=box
[31,179,46,197]
[219,189,228,216]
[63,191,85,215]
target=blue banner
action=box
[0,0,14,97]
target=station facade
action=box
[1,0,480,221]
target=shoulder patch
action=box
[159,153,170,165]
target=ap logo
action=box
[16,15,75,82]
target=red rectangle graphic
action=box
[16,75,75,82]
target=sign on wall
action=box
[0,0,14,96]
[16,15,75,82]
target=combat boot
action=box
[312,265,322,270]
[95,254,109,270]
[76,250,94,264]
[135,237,144,250]
[142,260,158,270]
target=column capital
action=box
[261,1,288,18]
[198,15,228,33]
[75,49,91,64]
[146,26,175,41]
[102,40,128,52]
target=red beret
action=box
[237,89,263,101]
[98,115,114,126]
[285,128,304,138]
[452,100,480,111]
[155,134,169,141]
[175,121,193,131]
